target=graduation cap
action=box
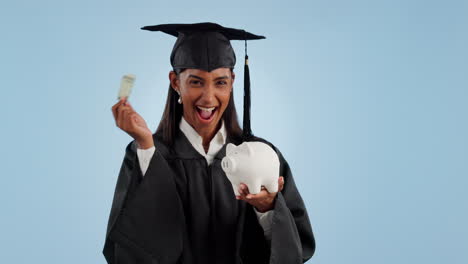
[141,22,265,141]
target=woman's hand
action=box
[111,97,154,149]
[236,176,285,213]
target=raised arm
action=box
[103,140,184,263]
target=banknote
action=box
[118,74,136,100]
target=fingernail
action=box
[247,195,252,199]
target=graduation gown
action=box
[102,129,315,264]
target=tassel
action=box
[242,54,253,141]
[242,36,254,142]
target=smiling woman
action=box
[169,68,236,152]
[156,66,244,151]
[104,22,315,264]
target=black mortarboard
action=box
[141,22,265,141]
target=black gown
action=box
[102,128,315,264]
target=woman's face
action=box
[170,67,235,137]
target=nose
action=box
[199,84,217,105]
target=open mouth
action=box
[196,106,217,122]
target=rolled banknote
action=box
[118,74,136,100]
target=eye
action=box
[190,80,202,86]
[217,81,227,86]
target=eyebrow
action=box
[188,74,229,81]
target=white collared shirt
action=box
[136,116,273,240]
[179,115,226,166]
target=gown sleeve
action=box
[268,146,316,263]
[136,145,156,176]
[239,142,316,264]
[253,207,273,241]
[102,140,185,264]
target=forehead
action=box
[182,67,232,78]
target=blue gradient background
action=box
[1,0,467,263]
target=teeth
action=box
[197,106,216,112]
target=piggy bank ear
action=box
[226,143,236,156]
[239,142,253,156]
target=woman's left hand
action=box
[236,176,285,213]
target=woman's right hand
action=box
[111,97,154,149]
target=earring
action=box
[177,91,182,104]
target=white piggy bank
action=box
[221,141,280,196]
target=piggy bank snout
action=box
[221,156,236,173]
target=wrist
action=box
[255,204,274,213]
[136,137,154,149]
[255,196,277,213]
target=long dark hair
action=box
[155,68,244,147]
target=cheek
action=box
[182,90,199,106]
[219,90,232,104]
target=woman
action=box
[103,23,315,264]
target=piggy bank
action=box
[221,141,280,196]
